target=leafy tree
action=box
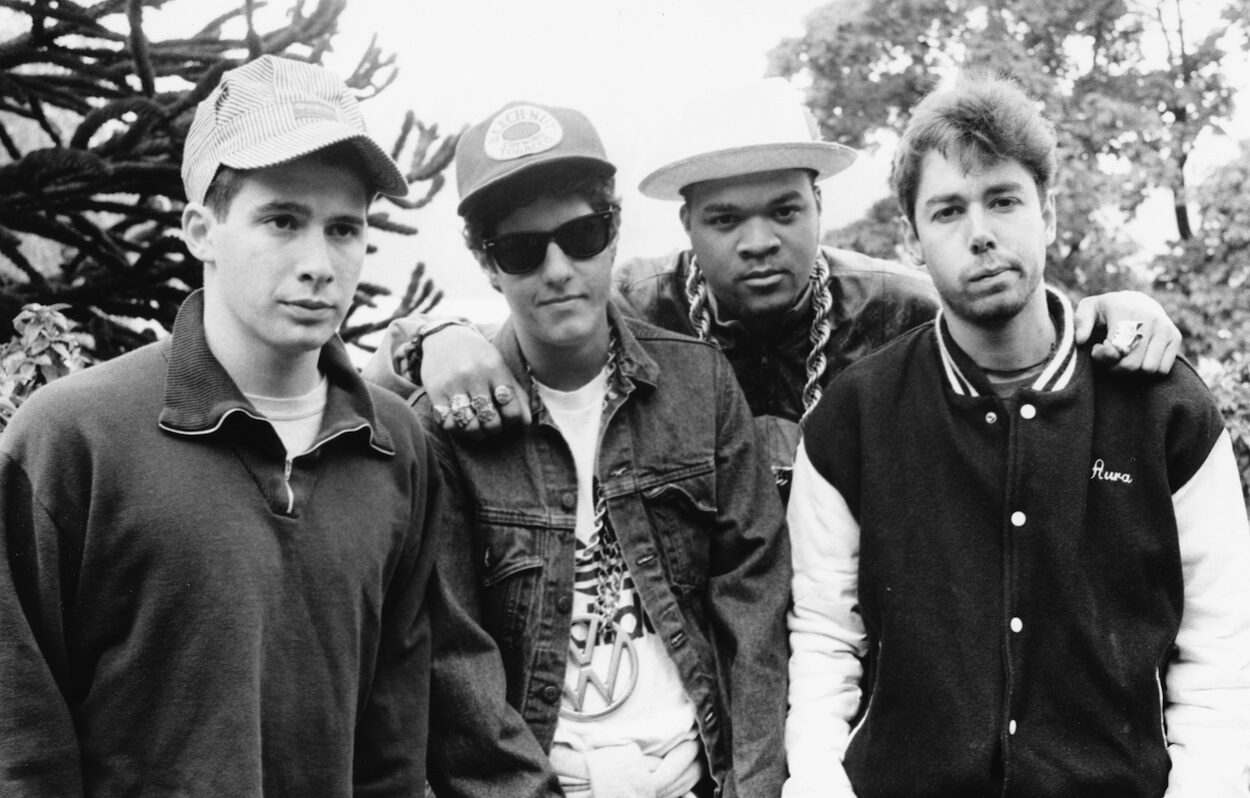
[0,0,456,359]
[0,302,89,429]
[772,0,1250,293]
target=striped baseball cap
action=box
[182,55,408,205]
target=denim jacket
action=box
[417,307,791,798]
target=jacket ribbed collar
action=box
[934,284,1081,398]
[157,290,394,454]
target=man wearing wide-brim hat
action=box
[366,78,1183,498]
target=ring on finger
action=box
[449,393,472,412]
[1108,320,1144,356]
[432,404,450,423]
[452,406,475,428]
[475,404,498,425]
[493,385,516,406]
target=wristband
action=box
[394,319,472,384]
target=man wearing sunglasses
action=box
[365,81,1182,498]
[421,101,789,798]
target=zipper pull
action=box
[282,458,295,515]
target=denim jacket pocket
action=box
[640,465,716,591]
[478,523,546,657]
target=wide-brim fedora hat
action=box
[455,101,616,215]
[638,78,857,201]
[183,55,407,205]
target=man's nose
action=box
[968,207,997,255]
[298,236,336,286]
[737,217,781,259]
[539,240,574,284]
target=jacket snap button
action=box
[560,492,576,510]
[556,595,572,613]
[542,685,560,703]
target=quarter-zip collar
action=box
[158,289,394,456]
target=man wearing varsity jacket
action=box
[783,72,1250,798]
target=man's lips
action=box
[283,298,336,312]
[739,268,785,283]
[538,294,586,306]
[968,259,1018,282]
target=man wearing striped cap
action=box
[0,56,556,796]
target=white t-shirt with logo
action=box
[535,371,699,767]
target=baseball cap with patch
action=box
[638,78,857,201]
[455,101,615,215]
[182,55,408,205]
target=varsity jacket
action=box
[418,307,791,798]
[0,291,556,797]
[784,288,1250,798]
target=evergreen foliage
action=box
[0,0,456,358]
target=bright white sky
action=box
[74,0,1250,331]
[314,0,875,325]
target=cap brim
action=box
[222,122,409,199]
[638,142,857,201]
[455,155,616,215]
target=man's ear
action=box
[898,215,924,266]
[1042,190,1057,245]
[181,202,217,264]
[813,184,823,216]
[679,203,691,234]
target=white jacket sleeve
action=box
[782,443,865,798]
[1164,430,1250,797]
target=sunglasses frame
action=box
[483,209,619,275]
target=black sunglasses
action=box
[483,209,619,275]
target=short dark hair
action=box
[461,162,619,266]
[891,73,1057,228]
[201,141,374,218]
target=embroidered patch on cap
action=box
[483,105,563,161]
[292,101,338,122]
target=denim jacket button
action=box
[560,492,576,510]
[556,595,572,613]
[542,685,560,703]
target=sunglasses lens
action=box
[485,211,616,275]
[554,213,613,259]
[489,235,547,275]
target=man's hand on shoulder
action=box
[419,324,530,438]
[1074,290,1182,375]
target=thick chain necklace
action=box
[524,326,626,640]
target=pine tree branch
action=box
[127,0,158,97]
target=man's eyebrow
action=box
[922,192,966,209]
[700,190,807,214]
[251,201,365,226]
[923,179,1033,210]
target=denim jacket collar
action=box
[492,302,661,422]
[157,289,394,455]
